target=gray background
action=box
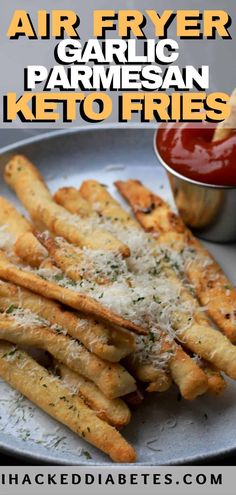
[0,0,235,127]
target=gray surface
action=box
[0,127,235,466]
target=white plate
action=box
[0,127,235,465]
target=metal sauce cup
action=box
[154,129,236,243]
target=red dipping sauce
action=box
[156,122,236,187]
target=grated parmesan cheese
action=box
[2,306,66,335]
[10,202,212,371]
[29,218,201,370]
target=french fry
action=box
[126,337,208,399]
[116,180,236,343]
[39,257,54,267]
[141,334,209,400]
[105,326,135,354]
[0,196,32,240]
[202,363,226,396]
[145,378,172,393]
[54,187,94,217]
[0,197,51,268]
[181,234,236,342]
[38,233,111,285]
[0,315,136,398]
[125,355,172,392]
[0,280,135,362]
[0,196,32,250]
[56,362,131,426]
[115,179,182,234]
[78,182,133,224]
[212,89,236,142]
[0,250,146,335]
[15,232,48,267]
[4,156,130,257]
[38,233,85,282]
[175,322,236,379]
[163,343,208,400]
[0,341,136,462]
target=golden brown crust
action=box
[0,279,134,362]
[4,155,130,257]
[38,234,111,285]
[115,180,185,234]
[57,362,131,426]
[0,315,136,399]
[164,344,208,400]
[79,180,210,399]
[0,196,32,243]
[0,250,146,335]
[125,354,171,389]
[38,234,85,282]
[178,322,236,379]
[54,187,93,217]
[115,180,236,343]
[115,180,236,378]
[80,180,134,224]
[145,377,172,393]
[206,373,227,396]
[182,234,236,342]
[202,363,227,396]
[0,342,136,462]
[14,232,48,267]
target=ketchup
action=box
[156,122,236,186]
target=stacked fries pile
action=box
[0,131,235,462]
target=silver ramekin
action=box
[153,129,236,243]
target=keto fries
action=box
[0,153,235,463]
